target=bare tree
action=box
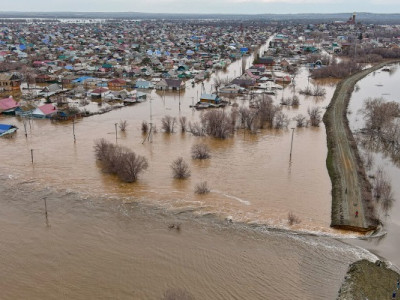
[179,116,187,133]
[253,97,279,128]
[294,114,307,127]
[191,143,211,159]
[230,108,238,129]
[118,151,149,182]
[171,157,191,179]
[273,111,289,129]
[291,95,300,106]
[238,106,258,132]
[311,60,362,79]
[188,122,206,137]
[119,120,128,132]
[201,110,234,139]
[195,181,210,195]
[299,86,313,96]
[300,85,326,97]
[312,85,326,97]
[361,98,400,132]
[213,77,223,94]
[373,167,395,214]
[94,139,148,182]
[162,115,176,133]
[308,107,322,127]
[362,151,374,170]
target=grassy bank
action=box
[337,259,400,299]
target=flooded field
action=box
[346,63,400,267]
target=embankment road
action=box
[324,61,400,232]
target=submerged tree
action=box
[162,115,176,133]
[194,181,210,195]
[191,143,211,159]
[308,106,322,127]
[171,157,191,179]
[94,139,148,182]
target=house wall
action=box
[0,80,21,91]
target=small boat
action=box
[0,124,18,137]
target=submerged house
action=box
[155,79,185,91]
[200,93,221,104]
[108,78,127,89]
[0,124,18,137]
[31,104,58,119]
[39,84,63,97]
[91,87,110,99]
[0,97,20,115]
[135,79,153,89]
[0,74,21,91]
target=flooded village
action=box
[1,13,400,299]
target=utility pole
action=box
[23,118,28,138]
[72,118,76,143]
[114,123,118,143]
[43,197,49,226]
[143,97,153,144]
[31,149,34,164]
[289,128,295,162]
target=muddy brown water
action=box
[0,40,379,299]
[0,68,338,234]
[0,176,377,299]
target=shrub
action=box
[201,110,234,139]
[188,121,205,136]
[94,139,148,182]
[294,114,307,127]
[273,111,289,129]
[119,120,128,131]
[171,157,191,179]
[291,95,300,106]
[191,143,211,159]
[179,116,187,133]
[288,212,301,226]
[311,60,362,79]
[308,107,322,127]
[141,121,149,133]
[162,115,176,133]
[312,85,326,97]
[195,181,210,194]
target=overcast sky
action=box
[2,0,400,14]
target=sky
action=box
[1,0,400,14]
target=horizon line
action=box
[1,11,400,15]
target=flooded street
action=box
[347,63,400,267]
[0,39,378,299]
[0,41,339,234]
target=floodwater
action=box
[347,63,400,267]
[0,41,339,234]
[0,39,379,299]
[0,175,377,299]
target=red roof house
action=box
[0,97,20,114]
